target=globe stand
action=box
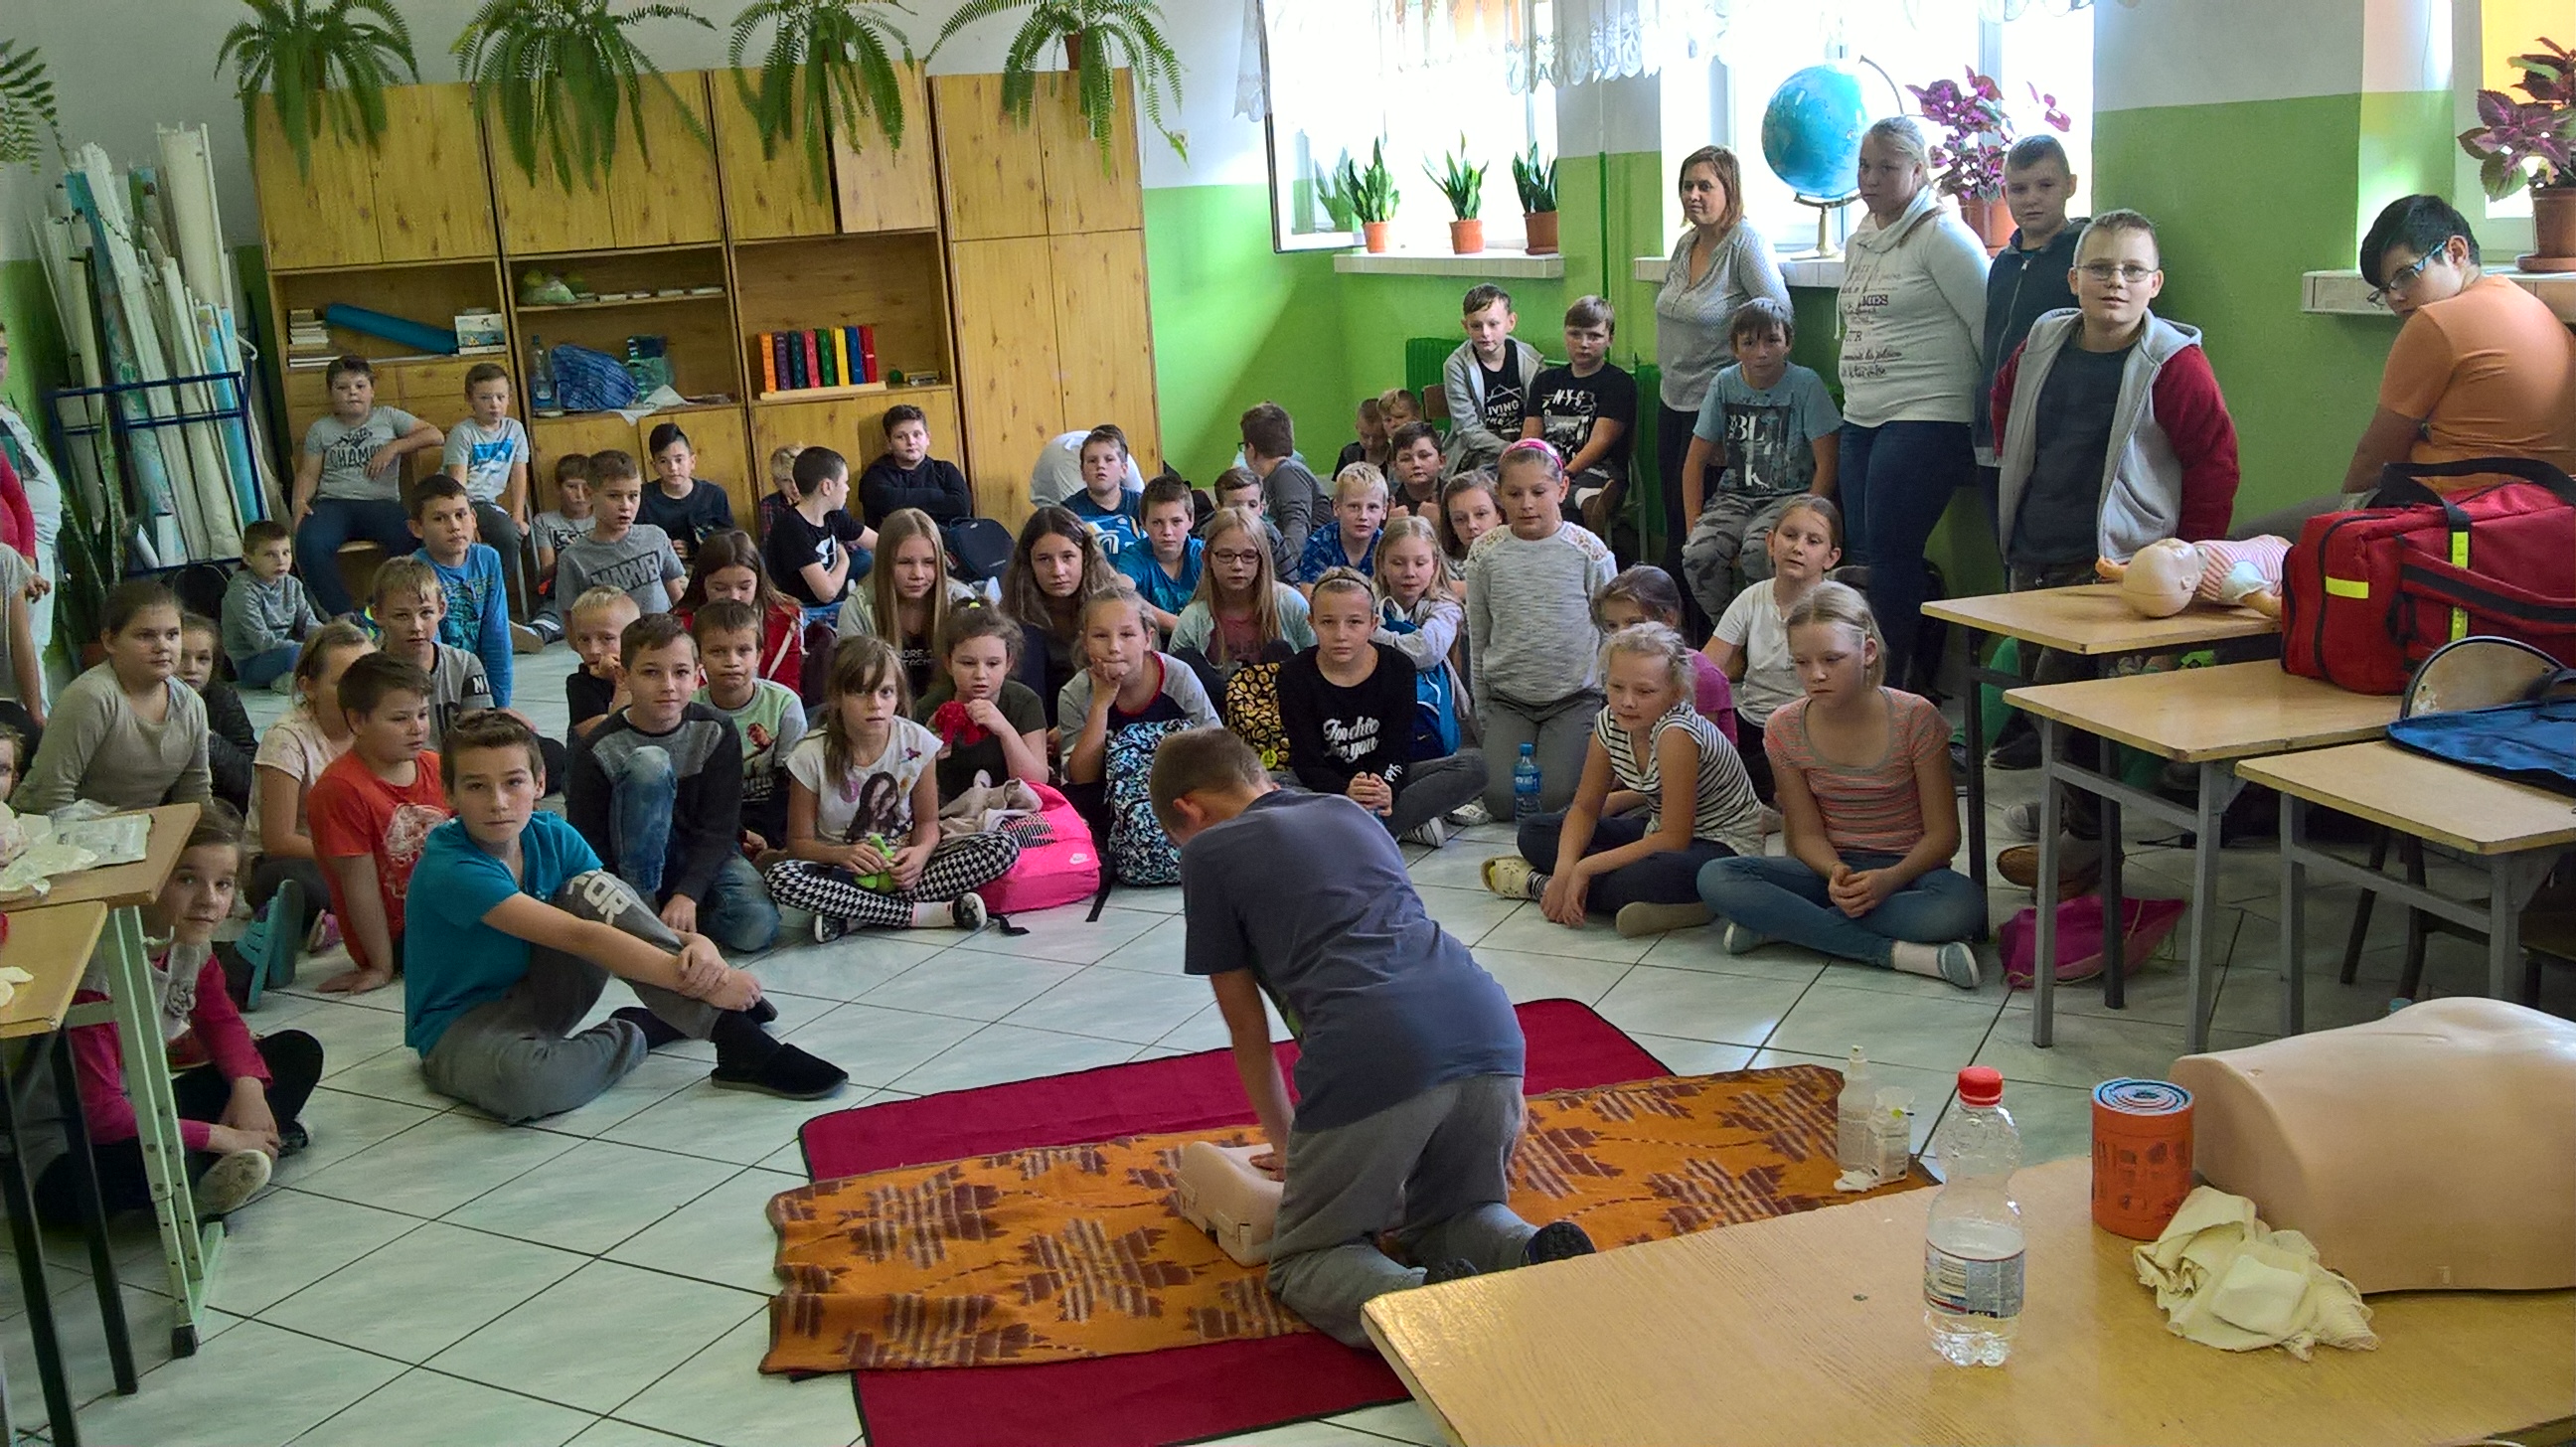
[1792,193,1858,260]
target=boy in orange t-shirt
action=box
[308,652,452,996]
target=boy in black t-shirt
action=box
[762,445,873,619]
[1523,294,1637,527]
[858,403,973,530]
[1439,285,1546,479]
[1279,570,1486,846]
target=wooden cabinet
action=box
[252,84,491,269]
[947,238,1065,522]
[523,408,754,533]
[933,73,1049,241]
[749,388,961,527]
[493,72,723,255]
[1048,231,1158,467]
[715,69,839,241]
[1035,75,1143,236]
[834,64,940,235]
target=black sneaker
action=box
[279,1121,310,1157]
[1523,1220,1597,1265]
[1986,724,2042,771]
[710,1041,848,1100]
[1420,1258,1481,1286]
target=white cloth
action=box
[2132,1186,2378,1361]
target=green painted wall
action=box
[0,259,69,421]
[2094,93,2398,520]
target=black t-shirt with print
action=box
[1528,362,1637,475]
[762,506,870,606]
[1478,352,1527,437]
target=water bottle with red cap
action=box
[1924,1064,2023,1366]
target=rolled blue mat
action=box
[321,302,458,356]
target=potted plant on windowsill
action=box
[1428,135,1486,255]
[1909,69,2069,255]
[2460,36,2576,272]
[1345,140,1397,252]
[1514,143,1557,255]
[1315,151,1362,246]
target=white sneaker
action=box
[812,912,849,945]
[1720,921,1773,954]
[2003,803,2042,840]
[1402,816,1449,849]
[951,892,990,931]
[1448,799,1492,827]
[195,1148,272,1217]
[1890,940,1983,989]
[510,621,545,655]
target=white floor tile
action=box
[597,1078,855,1167]
[288,1367,594,1447]
[1330,1399,1450,1444]
[441,1139,739,1254]
[294,1112,580,1217]
[319,1046,456,1110]
[855,949,1082,1022]
[1593,965,1809,1048]
[745,933,950,1002]
[1464,947,1632,1006]
[1476,908,1660,965]
[1000,961,1221,1043]
[604,1167,804,1294]
[1630,1036,1757,1076]
[261,1221,584,1363]
[207,1189,423,1317]
[567,1422,705,1447]
[427,1260,763,1414]
[949,903,1163,965]
[608,1313,863,1447]
[776,1001,984,1088]
[891,1022,1141,1094]
[1763,983,2002,1072]
[1414,884,1526,945]
[272,1087,444,1183]
[75,1318,402,1447]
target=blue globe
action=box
[1762,63,1870,202]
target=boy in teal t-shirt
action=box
[1678,298,1843,622]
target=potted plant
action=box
[2460,36,2576,271]
[1314,152,1361,245]
[453,0,714,191]
[1427,134,1486,255]
[727,0,915,202]
[1513,142,1557,254]
[1908,70,2069,254]
[1346,140,1397,252]
[0,42,61,171]
[217,0,422,179]
[926,0,1187,169]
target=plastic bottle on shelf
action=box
[1924,1064,2023,1367]
[1513,743,1541,820]
[1837,1046,1874,1180]
[529,335,561,416]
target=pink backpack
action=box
[976,783,1102,916]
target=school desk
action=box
[2240,741,2576,1034]
[37,804,221,1357]
[1919,586,2276,960]
[2004,664,2394,1051]
[1359,1155,2576,1447]
[0,900,124,1446]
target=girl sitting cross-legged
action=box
[1167,505,1314,697]
[1694,581,1984,985]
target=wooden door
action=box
[650,407,758,537]
[834,64,939,235]
[1048,231,1159,471]
[931,74,1047,241]
[715,69,838,241]
[370,84,496,261]
[527,412,643,484]
[948,238,1064,522]
[749,388,964,511]
[1036,73,1143,236]
[251,95,380,270]
[488,133,604,256]
[609,74,724,248]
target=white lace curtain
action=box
[1539,0,1738,86]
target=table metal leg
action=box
[2280,791,2309,1038]
[51,1032,135,1393]
[2177,763,2227,1053]
[2032,717,2063,1047]
[1964,627,1991,895]
[102,904,215,1355]
[0,1040,80,1446]
[2488,854,2558,1003]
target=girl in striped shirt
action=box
[1482,622,1761,938]
[1695,582,1985,984]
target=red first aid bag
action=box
[2280,458,2576,694]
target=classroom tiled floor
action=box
[5,645,2557,1446]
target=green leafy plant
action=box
[0,42,61,171]
[216,0,421,179]
[925,0,1187,166]
[1343,140,1397,225]
[1313,151,1357,232]
[1425,134,1484,221]
[454,0,714,190]
[2459,37,2575,198]
[1512,143,1555,214]
[727,0,914,201]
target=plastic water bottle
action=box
[1924,1065,2023,1367]
[528,335,561,416]
[1837,1046,1874,1179]
[1512,743,1541,820]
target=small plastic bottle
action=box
[528,335,561,416]
[1924,1065,2023,1367]
[1512,743,1542,820]
[1871,1087,1914,1185]
[1837,1046,1874,1179]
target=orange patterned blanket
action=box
[764,1063,1923,1372]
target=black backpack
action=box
[946,518,1014,583]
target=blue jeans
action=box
[1696,850,1985,968]
[234,642,300,689]
[605,744,780,952]
[295,497,416,617]
[1839,420,1975,688]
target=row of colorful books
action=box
[757,326,880,396]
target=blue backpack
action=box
[2385,671,2576,797]
[1379,607,1462,759]
[1103,720,1195,885]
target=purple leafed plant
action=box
[1907,68,2067,201]
[2460,36,2576,198]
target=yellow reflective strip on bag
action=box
[2450,531,2469,640]
[2324,575,2369,599]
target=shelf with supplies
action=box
[515,289,728,315]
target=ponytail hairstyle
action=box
[1600,621,1694,705]
[1592,564,1687,631]
[937,604,1023,674]
[680,528,792,614]
[822,634,909,785]
[1373,515,1443,607]
[291,619,376,713]
[869,507,956,649]
[1190,507,1282,665]
[1782,580,1886,688]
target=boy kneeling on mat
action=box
[403,711,845,1122]
[1150,727,1594,1349]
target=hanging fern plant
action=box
[455,0,715,191]
[727,0,914,202]
[216,0,422,179]
[0,42,61,171]
[926,0,1186,168]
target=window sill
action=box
[1633,255,1847,288]
[1334,250,1565,279]
[2302,267,2576,322]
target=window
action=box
[1259,0,1556,253]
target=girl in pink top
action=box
[1693,582,1985,985]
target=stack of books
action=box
[285,309,335,369]
[755,325,880,398]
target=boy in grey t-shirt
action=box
[291,356,444,616]
[1679,299,1843,623]
[440,362,536,621]
[1152,728,1592,1350]
[548,456,684,626]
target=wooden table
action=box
[2006,665,2394,1051]
[36,805,220,1357]
[2241,741,2576,1033]
[1362,1157,2576,1447]
[1921,587,2278,913]
[0,902,127,1447]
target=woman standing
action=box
[1653,146,1788,617]
[1835,117,1988,690]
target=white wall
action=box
[0,0,1266,259]
[2093,0,2365,111]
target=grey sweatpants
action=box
[1478,691,1600,819]
[1681,491,1799,624]
[1384,750,1489,837]
[420,871,722,1123]
[1266,1072,1534,1349]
